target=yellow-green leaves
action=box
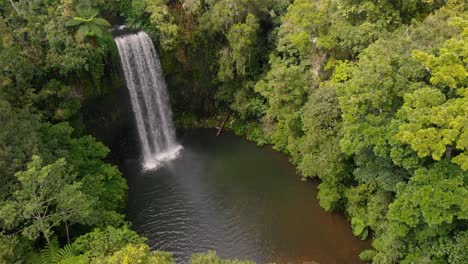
[413,50,467,90]
[223,13,259,77]
[72,226,146,260]
[413,16,467,90]
[397,25,467,169]
[277,0,329,57]
[181,0,203,15]
[95,244,174,264]
[396,87,467,164]
[351,217,369,240]
[191,251,255,264]
[145,0,179,50]
[326,59,354,84]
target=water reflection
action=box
[125,129,369,263]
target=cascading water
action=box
[115,31,182,170]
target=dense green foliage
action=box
[121,0,467,262]
[1,0,137,262]
[0,0,266,262]
[1,0,467,263]
[191,251,254,264]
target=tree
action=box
[389,162,467,236]
[0,0,111,109]
[299,84,348,211]
[32,79,81,122]
[277,0,329,59]
[0,100,47,199]
[190,251,254,264]
[374,161,468,263]
[93,244,174,264]
[0,156,92,243]
[254,56,308,154]
[199,0,250,34]
[71,226,173,263]
[126,0,179,50]
[225,13,259,77]
[396,87,467,169]
[0,234,33,264]
[0,99,127,229]
[396,23,468,170]
[72,226,146,260]
[38,122,128,227]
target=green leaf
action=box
[88,24,103,38]
[93,18,111,28]
[71,17,91,23]
[77,8,99,20]
[76,25,90,41]
[359,249,376,261]
[64,19,83,27]
[351,217,368,238]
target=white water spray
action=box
[115,32,182,170]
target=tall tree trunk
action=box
[445,146,452,160]
[65,221,70,244]
[43,230,50,244]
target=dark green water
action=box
[125,129,369,263]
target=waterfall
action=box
[115,31,182,170]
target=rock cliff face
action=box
[81,41,136,164]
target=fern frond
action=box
[33,238,60,264]
[58,243,80,259]
[58,255,88,264]
[32,238,82,264]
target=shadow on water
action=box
[124,129,370,264]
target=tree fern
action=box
[93,18,111,27]
[65,8,111,43]
[64,19,83,27]
[77,8,98,21]
[33,238,86,264]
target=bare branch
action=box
[9,0,21,16]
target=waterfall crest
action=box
[115,32,182,170]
